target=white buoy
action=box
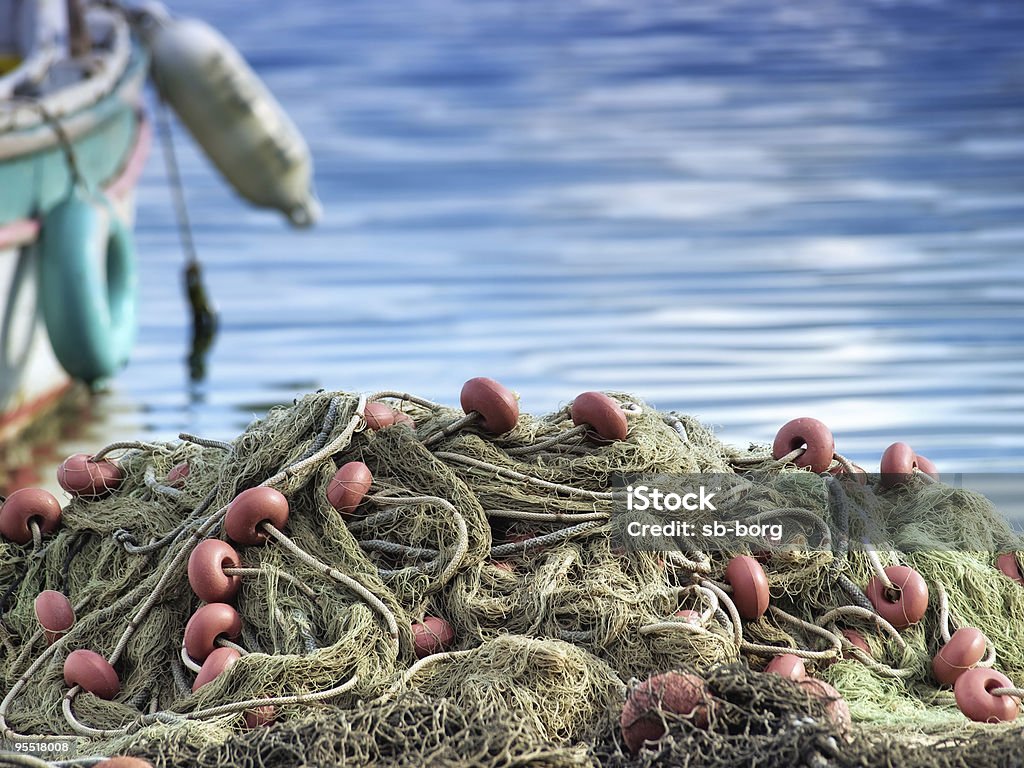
[138,4,321,227]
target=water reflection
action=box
[3,0,1024,498]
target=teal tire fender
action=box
[38,190,137,384]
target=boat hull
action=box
[0,41,149,445]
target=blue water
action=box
[60,0,1024,477]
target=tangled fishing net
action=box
[1,384,1023,767]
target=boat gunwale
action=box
[0,18,147,163]
[0,109,151,250]
[0,7,131,129]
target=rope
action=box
[864,548,895,590]
[369,391,444,410]
[392,649,474,690]
[223,566,318,598]
[92,441,167,461]
[435,453,617,500]
[180,645,202,673]
[179,433,233,452]
[143,465,184,500]
[366,495,469,586]
[154,97,218,382]
[817,606,907,649]
[486,508,609,523]
[991,686,1024,698]
[216,637,248,656]
[422,412,480,447]
[489,521,605,558]
[504,425,587,456]
[262,524,400,647]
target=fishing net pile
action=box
[1,382,1023,767]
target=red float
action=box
[412,616,456,659]
[799,677,851,730]
[996,553,1024,585]
[954,667,1020,723]
[879,442,936,488]
[95,758,154,768]
[772,418,835,474]
[57,453,124,499]
[571,391,628,442]
[620,671,710,754]
[914,453,939,480]
[725,555,770,620]
[393,411,416,428]
[327,462,373,516]
[244,706,277,728]
[34,590,75,644]
[933,627,987,686]
[166,463,190,488]
[765,654,806,681]
[184,603,243,662]
[63,649,120,699]
[865,565,928,629]
[224,487,290,545]
[460,377,519,435]
[841,629,871,658]
[364,402,398,430]
[674,609,701,624]
[192,646,241,692]
[188,539,243,603]
[0,488,62,544]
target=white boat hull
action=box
[0,120,148,444]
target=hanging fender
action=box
[139,8,321,228]
[37,190,137,384]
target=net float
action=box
[675,609,701,624]
[725,555,770,620]
[460,377,519,435]
[865,565,928,629]
[571,391,628,442]
[879,442,936,488]
[491,560,515,573]
[63,649,120,699]
[0,488,62,544]
[244,706,277,728]
[327,462,373,517]
[620,671,710,754]
[57,453,124,499]
[772,418,835,474]
[184,603,243,662]
[954,667,1020,723]
[34,590,75,644]
[996,553,1023,585]
[364,402,398,430]
[933,627,988,686]
[224,487,290,545]
[798,677,851,731]
[166,462,190,488]
[412,616,455,659]
[392,411,416,428]
[913,453,939,480]
[765,654,806,681]
[95,758,155,768]
[841,629,871,658]
[192,646,241,692]
[188,539,243,603]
